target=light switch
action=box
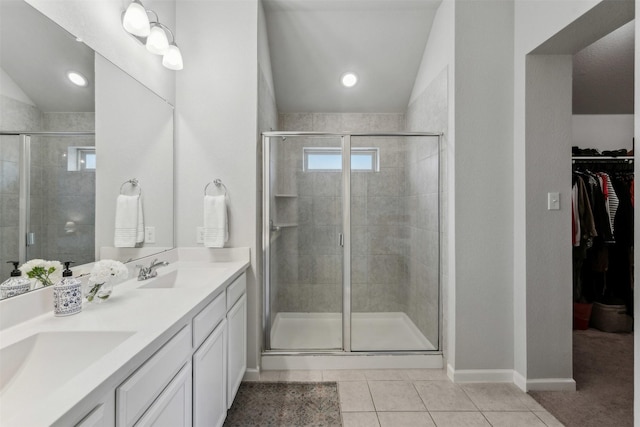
[197,227,205,244]
[547,192,560,210]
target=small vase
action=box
[85,279,113,303]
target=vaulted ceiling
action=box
[573,19,634,114]
[0,0,94,113]
[263,0,441,113]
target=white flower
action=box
[19,259,63,287]
[89,260,128,285]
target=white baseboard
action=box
[526,378,576,391]
[449,368,515,383]
[447,364,576,392]
[243,368,260,382]
[513,371,527,391]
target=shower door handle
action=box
[339,233,344,247]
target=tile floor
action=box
[246,369,564,427]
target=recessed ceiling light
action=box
[341,72,358,88]
[67,71,88,87]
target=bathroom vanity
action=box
[0,248,249,427]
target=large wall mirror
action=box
[0,0,174,299]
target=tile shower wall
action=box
[39,113,95,266]
[275,113,412,314]
[405,67,448,348]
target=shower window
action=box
[304,147,379,172]
[67,146,96,171]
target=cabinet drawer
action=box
[117,325,191,427]
[226,273,246,309]
[193,291,226,349]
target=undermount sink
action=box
[0,331,134,407]
[137,267,229,289]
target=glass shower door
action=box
[350,135,439,351]
[266,135,344,350]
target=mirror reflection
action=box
[0,0,174,299]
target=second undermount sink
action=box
[137,267,229,289]
[0,331,134,409]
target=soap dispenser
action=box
[53,261,82,316]
[0,261,31,299]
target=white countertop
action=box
[0,248,250,427]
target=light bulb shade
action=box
[162,43,183,70]
[146,25,169,55]
[122,1,150,37]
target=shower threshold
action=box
[270,312,436,351]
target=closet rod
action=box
[572,156,634,162]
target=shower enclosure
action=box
[0,132,96,279]
[263,132,441,353]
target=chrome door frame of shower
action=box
[0,131,95,263]
[262,131,443,354]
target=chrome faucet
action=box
[137,259,169,281]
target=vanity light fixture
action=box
[341,72,358,88]
[122,0,150,37]
[121,0,183,70]
[146,22,169,55]
[67,71,88,87]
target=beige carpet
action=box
[529,329,633,427]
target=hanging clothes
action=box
[571,160,634,315]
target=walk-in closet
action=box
[561,17,634,426]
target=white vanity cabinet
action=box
[94,271,247,427]
[192,271,246,424]
[116,326,192,427]
[193,319,227,427]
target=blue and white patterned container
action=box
[1,261,31,299]
[53,262,82,316]
[0,277,31,299]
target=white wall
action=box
[451,0,514,376]
[175,0,260,371]
[513,0,602,384]
[95,54,174,257]
[409,0,454,106]
[25,0,176,104]
[525,54,574,383]
[514,0,634,389]
[572,114,634,151]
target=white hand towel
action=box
[114,195,139,247]
[136,196,145,244]
[204,195,228,248]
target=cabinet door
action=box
[193,319,227,427]
[134,362,192,427]
[227,293,246,408]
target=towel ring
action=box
[120,178,141,196]
[204,178,228,198]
